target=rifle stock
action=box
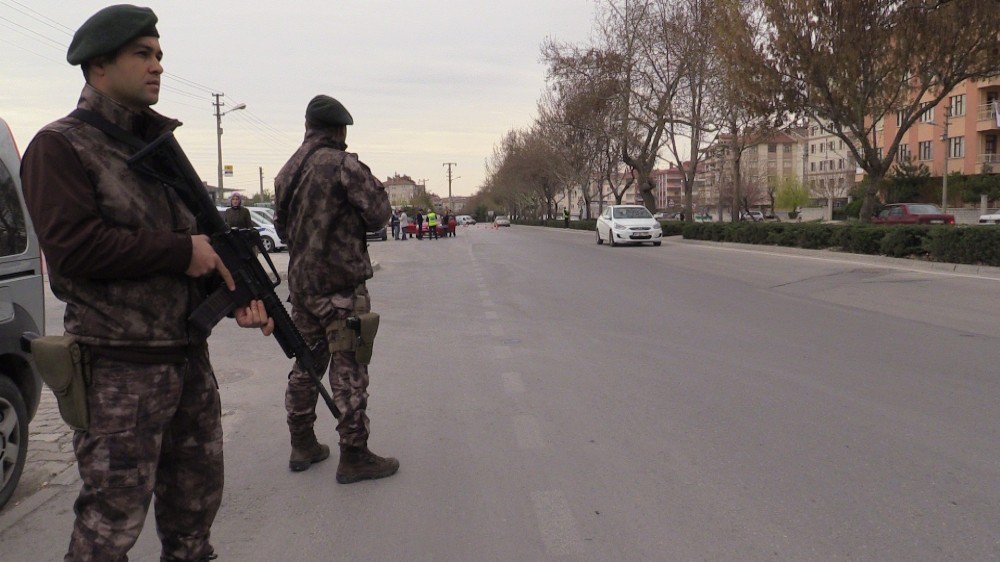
[127,132,341,419]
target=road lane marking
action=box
[500,372,525,394]
[513,415,545,449]
[531,490,585,556]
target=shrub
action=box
[879,225,930,258]
[924,226,1000,266]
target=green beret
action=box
[67,5,159,66]
[306,95,354,127]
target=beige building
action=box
[383,173,423,207]
[804,118,857,204]
[699,131,804,213]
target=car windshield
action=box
[613,207,652,219]
[908,204,942,214]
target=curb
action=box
[672,238,1000,280]
[527,225,1000,280]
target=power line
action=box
[0,15,66,50]
[0,0,73,33]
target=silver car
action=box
[0,117,45,509]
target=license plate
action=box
[631,234,651,239]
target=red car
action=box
[871,204,955,225]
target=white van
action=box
[0,117,45,509]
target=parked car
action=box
[0,117,45,510]
[871,203,955,225]
[493,216,511,227]
[366,225,388,241]
[455,215,476,225]
[739,210,765,222]
[216,206,287,252]
[595,205,663,246]
[978,211,1000,225]
[247,206,274,223]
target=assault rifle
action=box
[126,132,341,419]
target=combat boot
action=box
[336,445,400,484]
[289,430,330,472]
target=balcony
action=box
[976,153,1000,169]
[977,103,999,131]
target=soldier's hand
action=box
[186,234,235,291]
[235,299,275,336]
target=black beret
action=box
[306,95,354,127]
[67,5,159,66]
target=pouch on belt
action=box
[353,312,380,365]
[30,336,90,431]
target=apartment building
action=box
[804,118,858,204]
[699,131,804,211]
[383,173,424,207]
[878,77,1000,179]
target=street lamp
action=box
[927,105,952,212]
[213,94,246,203]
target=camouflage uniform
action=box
[274,129,390,447]
[21,85,222,561]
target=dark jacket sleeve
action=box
[342,154,391,231]
[20,132,192,279]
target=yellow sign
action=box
[224,165,234,177]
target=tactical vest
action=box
[35,85,200,347]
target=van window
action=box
[0,159,28,257]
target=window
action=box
[949,94,965,117]
[839,158,844,169]
[768,143,776,153]
[820,161,826,171]
[810,162,816,172]
[0,159,28,257]
[898,144,910,162]
[810,144,815,154]
[896,111,904,127]
[783,144,792,153]
[828,141,835,150]
[948,136,964,158]
[920,107,935,123]
[919,140,932,160]
[839,140,844,150]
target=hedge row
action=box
[681,222,1000,266]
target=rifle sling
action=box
[69,108,148,151]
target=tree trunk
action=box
[858,175,882,223]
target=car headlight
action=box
[613,223,627,230]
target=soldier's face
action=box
[92,37,163,111]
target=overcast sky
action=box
[1,1,596,199]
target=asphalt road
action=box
[1,225,997,560]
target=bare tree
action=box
[723,0,1000,221]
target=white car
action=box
[978,212,1000,224]
[216,206,286,252]
[456,214,476,225]
[596,205,663,246]
[493,216,511,227]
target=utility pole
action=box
[213,93,224,204]
[213,93,246,204]
[443,162,457,211]
[941,105,951,212]
[259,166,264,199]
